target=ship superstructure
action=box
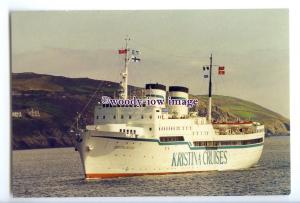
[75,38,265,179]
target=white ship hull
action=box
[78,131,264,179]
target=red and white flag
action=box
[118,49,127,54]
[218,66,225,75]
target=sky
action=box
[11,10,289,118]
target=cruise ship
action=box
[74,39,265,179]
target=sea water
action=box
[12,136,290,197]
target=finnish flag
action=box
[131,56,141,62]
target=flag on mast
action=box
[131,50,140,55]
[203,66,209,78]
[118,49,127,54]
[218,66,225,75]
[131,56,141,62]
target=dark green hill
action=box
[11,72,289,149]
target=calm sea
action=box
[12,136,290,197]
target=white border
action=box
[1,0,299,202]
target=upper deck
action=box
[89,105,264,141]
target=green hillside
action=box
[195,95,289,136]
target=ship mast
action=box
[205,54,225,123]
[208,54,213,123]
[120,37,130,99]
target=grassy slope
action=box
[196,95,289,135]
[198,95,288,121]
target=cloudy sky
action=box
[11,10,289,117]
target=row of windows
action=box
[159,126,192,131]
[119,129,137,134]
[193,138,263,147]
[119,128,152,134]
[160,136,185,142]
[97,115,153,120]
[193,131,209,136]
[241,138,263,145]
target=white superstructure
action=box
[74,41,265,179]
